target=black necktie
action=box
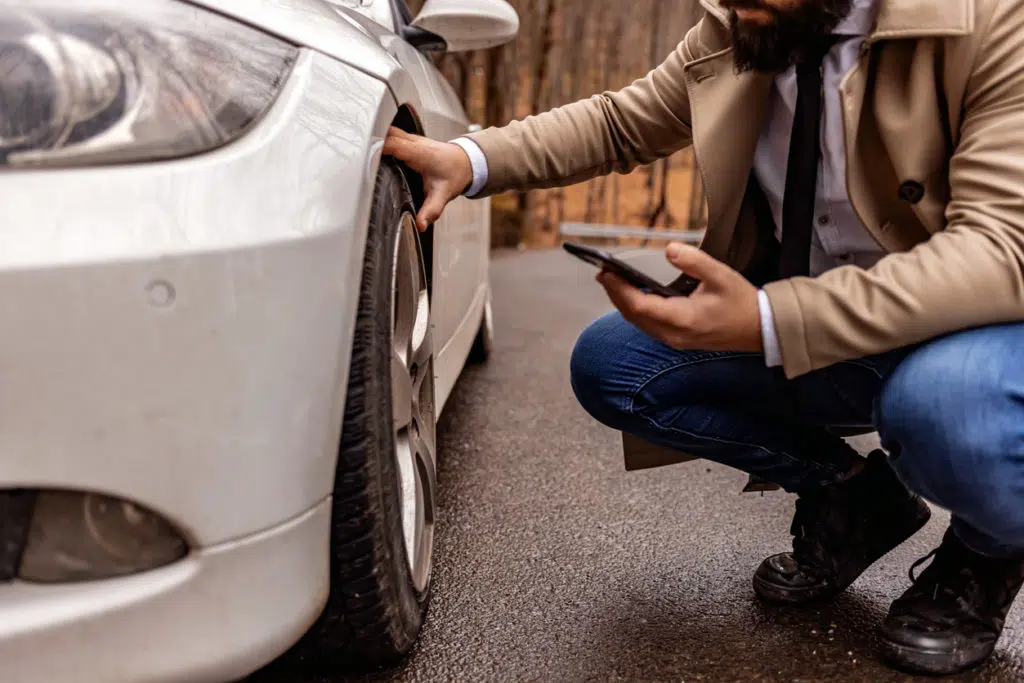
[778,41,838,279]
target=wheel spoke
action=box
[391,349,413,431]
[410,425,436,585]
[391,223,416,365]
[394,434,417,567]
[412,428,437,507]
[409,289,431,370]
[412,359,436,455]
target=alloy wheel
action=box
[389,212,436,592]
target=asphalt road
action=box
[263,247,1024,683]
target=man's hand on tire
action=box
[383,127,474,232]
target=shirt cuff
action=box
[758,289,784,368]
[450,137,488,198]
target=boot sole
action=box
[753,573,835,605]
[753,502,932,605]
[878,637,993,676]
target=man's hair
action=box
[729,0,854,73]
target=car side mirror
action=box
[411,0,519,53]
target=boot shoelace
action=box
[907,541,1019,627]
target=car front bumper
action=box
[0,499,331,683]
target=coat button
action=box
[898,180,925,204]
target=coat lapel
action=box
[871,0,973,38]
[686,4,773,259]
[840,0,973,248]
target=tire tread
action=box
[270,160,429,675]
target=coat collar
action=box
[697,0,974,40]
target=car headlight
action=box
[0,0,297,169]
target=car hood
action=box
[183,0,400,85]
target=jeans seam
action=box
[826,356,905,429]
[635,411,847,487]
[625,352,763,413]
[837,358,886,379]
[626,352,847,486]
[821,369,876,424]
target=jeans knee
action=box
[877,364,943,459]
[878,329,1024,550]
[569,314,634,429]
[877,333,998,459]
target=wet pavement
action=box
[260,248,1024,683]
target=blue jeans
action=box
[570,313,1024,558]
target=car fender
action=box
[184,0,425,116]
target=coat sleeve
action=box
[463,25,700,196]
[763,0,1024,378]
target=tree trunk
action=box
[519,0,558,242]
[484,46,508,127]
[439,53,472,105]
[687,151,707,232]
[647,158,676,229]
[585,0,619,227]
[612,174,621,224]
[642,0,665,223]
[552,0,587,226]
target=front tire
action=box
[291,159,437,669]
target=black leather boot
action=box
[754,450,931,604]
[880,528,1024,675]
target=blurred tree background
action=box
[417,0,707,248]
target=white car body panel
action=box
[0,0,494,678]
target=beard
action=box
[723,0,854,73]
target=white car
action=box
[0,0,516,680]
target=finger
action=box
[665,242,732,288]
[387,126,416,141]
[598,271,649,313]
[609,272,684,320]
[598,272,677,326]
[382,134,414,159]
[382,136,427,170]
[599,274,679,342]
[417,188,449,232]
[382,134,406,158]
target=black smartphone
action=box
[562,241,699,297]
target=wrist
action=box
[455,153,473,195]
[757,289,783,367]
[449,137,488,197]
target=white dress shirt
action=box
[456,0,883,368]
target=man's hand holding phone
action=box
[598,243,764,354]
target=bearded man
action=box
[383,0,1024,674]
